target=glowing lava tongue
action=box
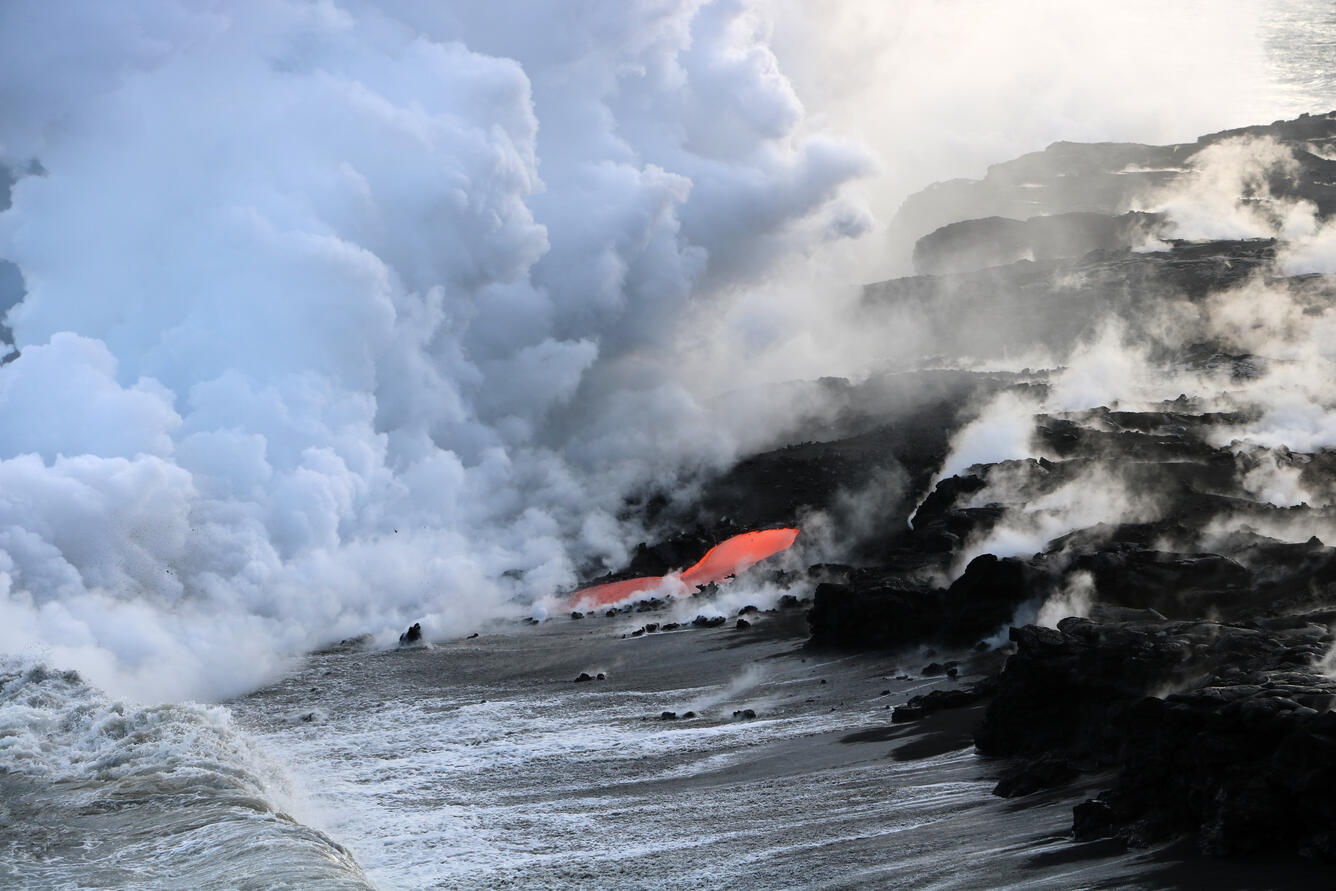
[569,528,800,609]
[568,576,671,609]
[679,528,800,587]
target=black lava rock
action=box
[892,685,992,724]
[992,754,1079,798]
[976,614,1336,858]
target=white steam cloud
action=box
[0,0,872,701]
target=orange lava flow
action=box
[679,528,800,587]
[569,527,800,610]
[569,575,671,609]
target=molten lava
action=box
[679,528,801,587]
[569,575,670,608]
[569,528,800,609]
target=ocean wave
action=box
[0,658,372,890]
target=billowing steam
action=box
[0,1,871,701]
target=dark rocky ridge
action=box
[888,110,1336,270]
[976,615,1336,859]
[912,210,1168,275]
[863,238,1294,363]
[589,111,1336,864]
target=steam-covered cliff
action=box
[602,109,1336,863]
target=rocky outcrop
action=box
[585,114,1336,869]
[912,211,1167,275]
[802,373,1336,648]
[862,238,1284,363]
[976,615,1336,858]
[790,111,1336,868]
[807,553,1052,650]
[889,110,1336,270]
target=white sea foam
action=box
[0,657,370,888]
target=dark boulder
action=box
[940,554,1052,643]
[1073,798,1117,842]
[993,754,1079,798]
[807,578,944,648]
[974,620,1191,761]
[807,552,1053,650]
[891,704,924,723]
[398,623,422,645]
[892,684,992,724]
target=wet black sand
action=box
[229,606,1334,889]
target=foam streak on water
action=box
[231,618,1152,890]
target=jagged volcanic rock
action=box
[976,615,1336,859]
[862,238,1283,362]
[889,110,1336,269]
[913,211,1168,275]
[589,114,1336,870]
